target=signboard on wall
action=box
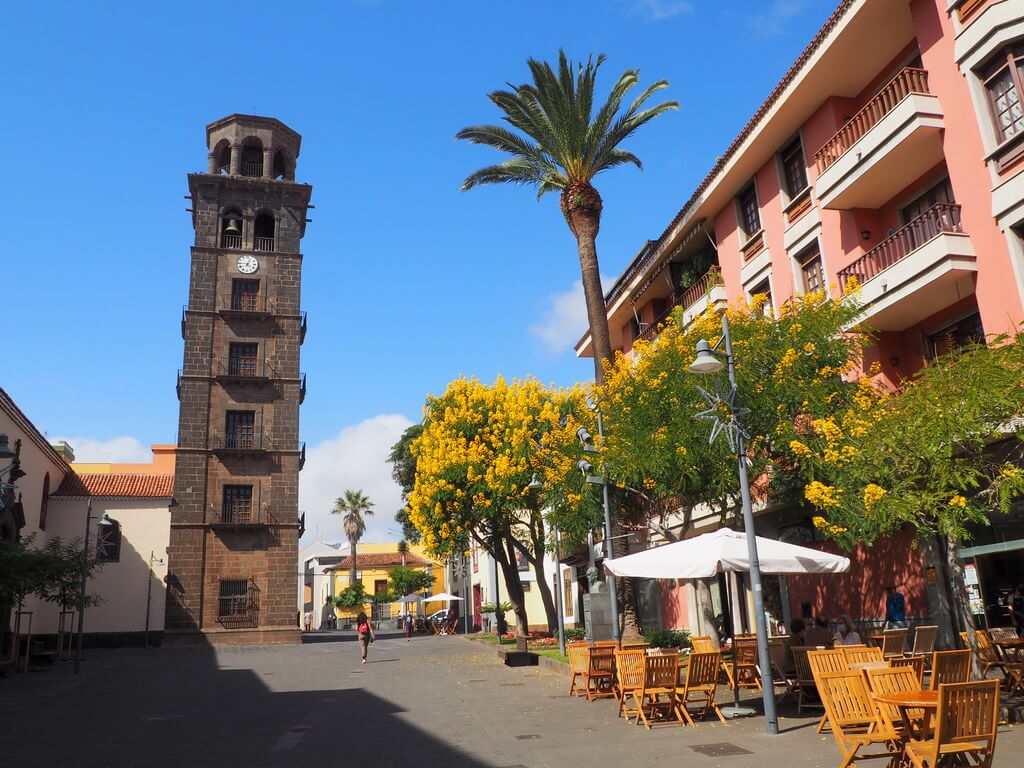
[964,564,979,586]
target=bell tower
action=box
[167,115,311,644]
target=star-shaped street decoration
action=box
[695,384,751,453]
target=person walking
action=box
[356,611,375,663]
[404,613,414,642]
[885,585,906,629]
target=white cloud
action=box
[54,435,151,464]
[298,414,414,547]
[750,0,803,38]
[530,279,612,356]
[628,0,694,21]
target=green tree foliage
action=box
[387,566,435,598]
[334,582,367,610]
[388,424,423,543]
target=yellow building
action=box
[326,543,448,622]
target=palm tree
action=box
[396,539,409,567]
[331,490,374,587]
[457,50,677,382]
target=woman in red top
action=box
[356,611,375,663]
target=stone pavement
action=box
[1,635,1021,767]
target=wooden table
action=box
[873,689,939,739]
[994,637,1024,659]
[995,638,1024,694]
[867,634,885,647]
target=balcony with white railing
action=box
[838,203,977,331]
[635,269,727,343]
[815,67,945,210]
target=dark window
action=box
[780,138,808,198]
[901,177,954,224]
[799,247,825,295]
[240,139,263,177]
[928,313,985,359]
[254,213,275,252]
[218,579,251,618]
[39,472,50,531]
[983,46,1024,143]
[231,279,260,311]
[228,343,258,377]
[749,279,773,317]
[96,519,121,563]
[374,579,388,596]
[222,485,254,523]
[225,411,256,449]
[738,184,761,239]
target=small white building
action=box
[298,540,348,630]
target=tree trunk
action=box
[696,578,721,649]
[563,183,612,384]
[349,538,358,588]
[943,535,983,678]
[521,517,559,633]
[499,531,530,637]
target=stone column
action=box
[229,143,241,175]
[263,147,274,179]
[207,152,216,174]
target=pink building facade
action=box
[579,0,1024,640]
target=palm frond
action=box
[461,158,556,192]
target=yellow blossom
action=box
[863,484,887,508]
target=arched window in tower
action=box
[220,209,243,249]
[212,140,231,175]
[254,212,275,252]
[272,149,292,181]
[240,137,264,177]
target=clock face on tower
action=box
[236,255,259,274]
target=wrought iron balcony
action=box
[210,431,274,454]
[241,161,263,178]
[299,442,306,471]
[215,359,278,385]
[636,269,719,343]
[213,502,270,527]
[299,373,307,404]
[300,311,308,344]
[218,295,276,317]
[217,579,260,629]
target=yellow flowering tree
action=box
[596,290,866,635]
[796,330,1024,637]
[408,376,602,636]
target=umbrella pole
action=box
[721,571,754,719]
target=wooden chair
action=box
[724,634,761,691]
[634,654,683,729]
[867,666,926,738]
[567,642,591,698]
[678,651,727,727]
[908,625,938,663]
[817,670,898,768]
[906,680,1000,768]
[591,640,619,649]
[960,630,1007,679]
[768,636,798,704]
[881,628,909,659]
[614,649,647,721]
[841,645,883,665]
[586,646,617,701]
[930,649,971,690]
[808,648,847,732]
[690,635,715,653]
[804,627,834,647]
[620,642,650,650]
[792,646,824,714]
[890,654,926,686]
[987,626,1019,642]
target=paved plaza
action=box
[2,635,1021,767]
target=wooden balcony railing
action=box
[814,67,931,174]
[254,236,275,252]
[636,269,714,342]
[837,203,963,293]
[220,233,243,249]
[241,161,263,177]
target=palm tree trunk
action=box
[563,183,612,383]
[349,539,358,588]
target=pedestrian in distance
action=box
[404,613,414,642]
[885,585,906,629]
[356,611,375,663]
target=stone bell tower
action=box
[166,115,311,645]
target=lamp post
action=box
[74,502,115,674]
[577,415,620,644]
[688,314,779,735]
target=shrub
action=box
[565,627,586,641]
[643,628,691,649]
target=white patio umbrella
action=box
[396,594,424,604]
[603,528,850,579]
[603,527,849,716]
[424,592,465,602]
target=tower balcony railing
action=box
[215,358,279,384]
[636,268,717,343]
[299,372,307,404]
[213,502,271,527]
[220,233,243,250]
[814,67,932,174]
[254,236,275,252]
[299,442,306,471]
[210,431,275,454]
[219,295,276,316]
[241,161,263,178]
[837,203,963,293]
[300,311,308,344]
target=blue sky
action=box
[4,0,829,543]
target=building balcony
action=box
[636,269,726,343]
[210,431,275,455]
[218,295,277,318]
[814,68,945,210]
[299,442,306,471]
[254,236,275,252]
[300,311,308,344]
[215,359,278,386]
[220,233,243,250]
[299,372,307,404]
[211,503,274,528]
[838,203,977,331]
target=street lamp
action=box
[687,314,778,735]
[579,400,620,644]
[74,504,116,674]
